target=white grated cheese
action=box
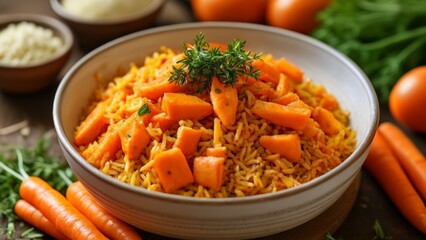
[0,21,63,66]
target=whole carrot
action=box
[14,199,69,240]
[19,176,108,240]
[364,132,426,234]
[66,181,142,240]
[378,122,426,200]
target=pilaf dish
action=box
[73,33,356,198]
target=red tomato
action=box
[190,0,268,23]
[266,0,332,34]
[389,66,426,133]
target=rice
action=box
[0,21,63,66]
[76,46,357,198]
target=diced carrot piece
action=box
[150,113,176,132]
[134,79,185,101]
[274,74,291,98]
[253,59,281,85]
[173,126,203,156]
[210,76,238,126]
[193,156,226,191]
[312,107,342,135]
[273,92,299,105]
[287,99,312,110]
[153,148,194,193]
[321,94,339,110]
[251,100,311,130]
[140,101,162,126]
[275,58,304,83]
[161,93,213,121]
[245,76,275,98]
[119,113,151,160]
[259,134,302,162]
[206,146,227,158]
[302,118,325,143]
[74,102,109,146]
[84,124,121,168]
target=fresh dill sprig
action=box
[169,32,262,93]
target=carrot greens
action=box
[169,32,261,93]
[0,133,75,239]
[312,0,426,102]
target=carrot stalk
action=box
[14,199,69,240]
[66,181,142,240]
[378,122,426,201]
[19,176,108,240]
[364,132,426,234]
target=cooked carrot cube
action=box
[153,148,194,193]
[193,156,226,191]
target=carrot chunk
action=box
[302,118,325,143]
[193,156,226,191]
[173,126,203,156]
[83,124,121,168]
[206,146,227,158]
[134,79,185,101]
[245,76,275,98]
[312,107,342,135]
[273,92,299,105]
[119,113,151,160]
[153,148,194,193]
[150,113,176,131]
[251,99,311,130]
[74,102,109,146]
[259,134,302,162]
[253,59,281,85]
[161,93,213,121]
[274,74,291,98]
[210,76,238,126]
[275,58,304,83]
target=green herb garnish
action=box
[169,32,261,93]
[137,103,151,116]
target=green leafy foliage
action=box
[0,133,76,239]
[312,0,426,102]
[169,32,261,93]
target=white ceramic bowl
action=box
[53,22,379,239]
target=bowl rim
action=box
[50,0,164,25]
[0,13,74,69]
[53,21,379,205]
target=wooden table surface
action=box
[1,1,425,239]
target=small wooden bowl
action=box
[0,14,74,94]
[50,0,165,50]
